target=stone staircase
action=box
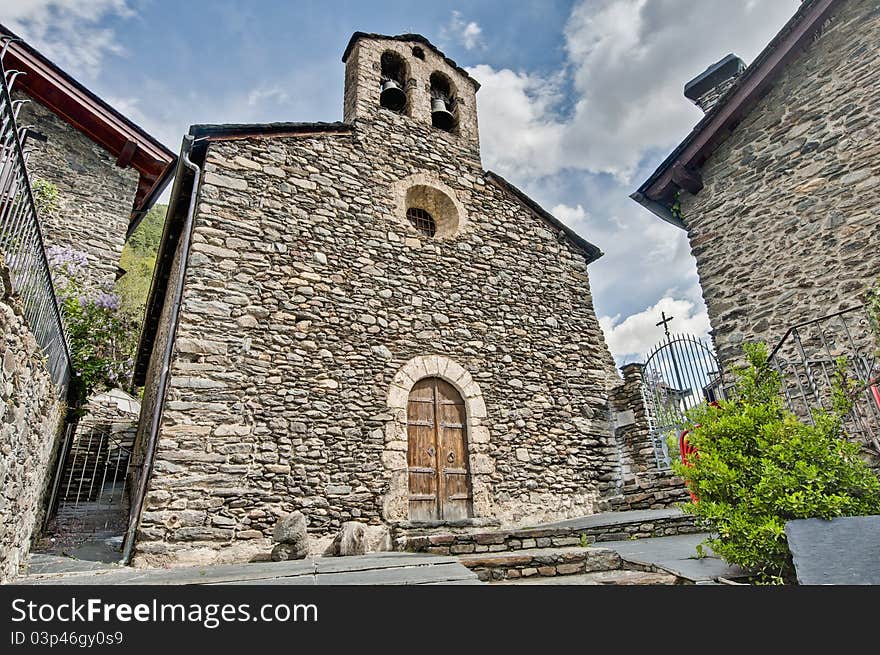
[394,508,702,584]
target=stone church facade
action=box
[129,33,634,566]
[633,0,879,365]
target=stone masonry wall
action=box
[679,0,880,365]
[134,94,620,565]
[609,364,655,477]
[344,36,481,160]
[606,363,689,512]
[0,261,64,582]
[15,90,140,288]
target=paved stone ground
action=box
[600,533,748,583]
[17,553,481,586]
[536,507,684,531]
[498,570,680,585]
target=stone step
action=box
[497,569,681,585]
[395,508,699,555]
[458,546,622,582]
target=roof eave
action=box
[633,0,843,218]
[0,24,177,224]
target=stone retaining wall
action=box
[0,262,65,582]
[461,546,622,581]
[396,513,700,555]
[607,472,691,512]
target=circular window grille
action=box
[406,207,437,237]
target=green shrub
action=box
[868,278,880,349]
[32,178,59,216]
[672,342,880,583]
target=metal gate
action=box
[45,423,133,539]
[642,333,724,469]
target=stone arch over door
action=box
[382,355,493,523]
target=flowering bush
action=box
[47,245,137,405]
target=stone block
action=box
[272,511,308,545]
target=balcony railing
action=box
[0,37,73,391]
[768,305,880,456]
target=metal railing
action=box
[0,37,73,391]
[768,306,880,456]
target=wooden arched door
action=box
[407,377,472,522]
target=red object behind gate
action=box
[677,401,719,504]
[678,429,699,503]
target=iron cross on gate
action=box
[656,311,674,337]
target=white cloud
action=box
[472,0,799,183]
[467,64,565,178]
[551,203,588,228]
[600,296,711,362]
[246,86,290,108]
[1,0,134,80]
[443,10,485,51]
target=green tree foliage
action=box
[673,342,880,583]
[115,204,166,325]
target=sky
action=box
[1,0,801,364]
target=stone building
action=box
[0,28,174,581]
[632,0,879,364]
[1,25,176,286]
[127,32,642,566]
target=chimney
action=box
[684,53,746,113]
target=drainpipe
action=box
[120,135,202,565]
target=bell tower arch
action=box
[341,33,481,157]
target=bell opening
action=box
[429,71,458,133]
[380,51,408,114]
[380,80,407,112]
[431,100,456,132]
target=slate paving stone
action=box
[18,553,480,586]
[785,516,880,585]
[599,533,748,582]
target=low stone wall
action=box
[461,547,622,581]
[607,471,691,512]
[0,264,65,582]
[397,512,699,555]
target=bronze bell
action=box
[431,97,455,131]
[379,79,407,111]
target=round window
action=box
[404,185,460,238]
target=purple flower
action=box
[93,291,121,312]
[47,245,89,283]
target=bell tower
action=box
[342,33,481,155]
